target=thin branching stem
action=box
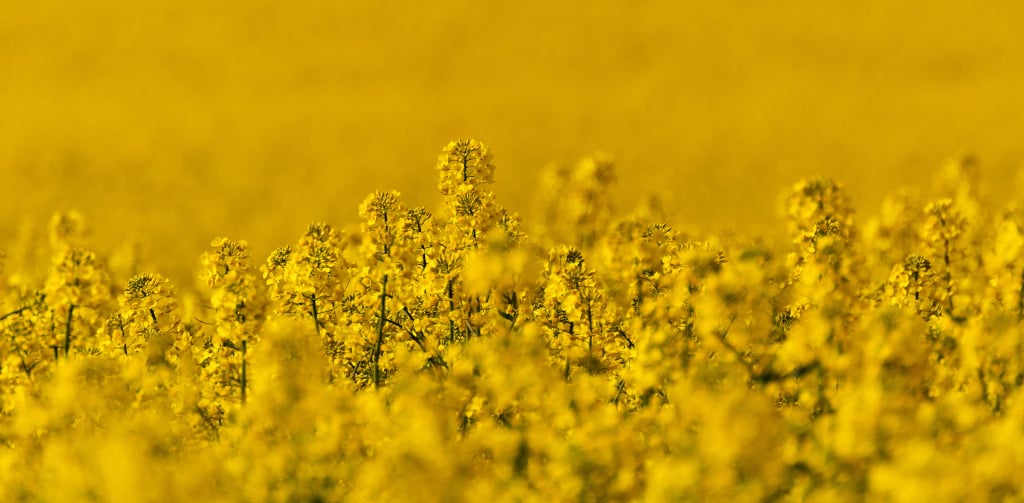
[310,293,321,336]
[241,340,247,405]
[372,275,388,388]
[0,306,30,322]
[63,304,75,358]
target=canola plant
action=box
[1,140,1023,501]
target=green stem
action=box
[1018,268,1024,320]
[447,278,456,343]
[0,306,30,322]
[64,304,75,358]
[586,303,594,355]
[565,322,575,381]
[241,340,247,405]
[944,237,954,313]
[310,293,321,336]
[117,317,128,356]
[372,275,388,388]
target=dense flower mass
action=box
[1,144,1023,501]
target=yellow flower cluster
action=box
[2,143,1024,501]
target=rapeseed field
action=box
[3,1,1024,501]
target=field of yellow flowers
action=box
[2,139,1024,501]
[6,1,1024,501]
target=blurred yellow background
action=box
[3,0,1024,280]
